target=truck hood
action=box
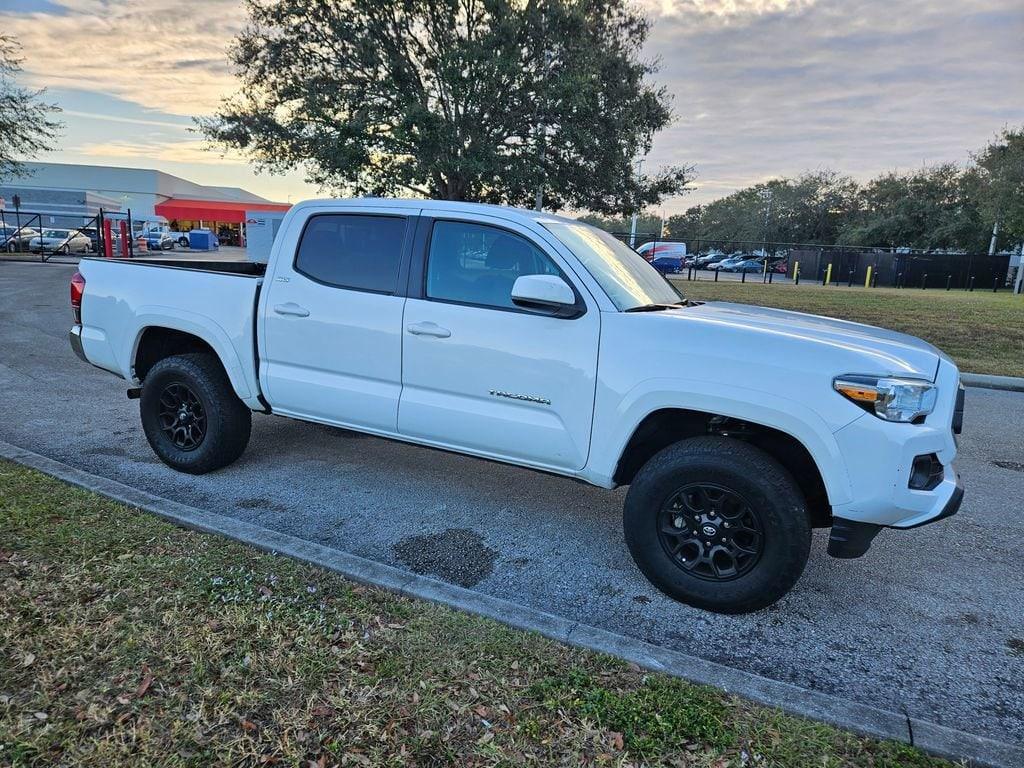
[677,301,944,380]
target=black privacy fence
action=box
[610,232,1015,291]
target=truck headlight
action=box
[833,375,937,423]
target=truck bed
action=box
[74,256,265,409]
[93,257,267,276]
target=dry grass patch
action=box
[0,461,956,767]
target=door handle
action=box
[406,321,451,338]
[273,302,310,317]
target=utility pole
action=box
[1015,243,1024,295]
[629,158,644,248]
[760,188,773,258]
[533,5,550,212]
[988,219,1000,255]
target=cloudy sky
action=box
[3,0,1023,212]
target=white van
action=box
[636,240,687,262]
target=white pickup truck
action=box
[69,199,964,613]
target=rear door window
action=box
[295,214,407,294]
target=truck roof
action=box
[288,197,581,228]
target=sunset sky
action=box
[3,0,1023,213]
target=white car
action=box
[708,255,749,270]
[30,228,92,254]
[67,199,964,614]
[145,225,190,248]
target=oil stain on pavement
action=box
[393,528,497,587]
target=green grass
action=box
[673,278,1024,377]
[0,461,957,767]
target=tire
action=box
[140,353,252,474]
[623,436,811,614]
[179,237,189,248]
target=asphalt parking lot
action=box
[1,259,1022,749]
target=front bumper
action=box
[826,359,963,557]
[827,471,964,558]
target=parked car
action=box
[145,225,190,248]
[81,227,121,254]
[67,199,965,615]
[650,255,683,274]
[721,258,764,273]
[707,255,747,271]
[1,225,40,252]
[636,241,687,262]
[30,228,91,254]
[693,251,726,267]
[145,231,177,251]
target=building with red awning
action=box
[154,199,290,246]
[0,162,291,247]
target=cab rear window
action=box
[295,214,407,293]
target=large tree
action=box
[576,211,664,235]
[974,126,1024,248]
[665,171,859,248]
[0,35,61,181]
[201,0,690,213]
[838,164,987,251]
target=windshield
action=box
[542,221,683,310]
[44,230,66,238]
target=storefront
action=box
[154,198,291,247]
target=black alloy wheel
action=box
[140,353,252,474]
[657,483,763,581]
[157,382,207,451]
[623,436,811,614]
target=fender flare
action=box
[592,377,855,505]
[126,308,254,401]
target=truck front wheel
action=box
[140,353,252,474]
[624,436,811,614]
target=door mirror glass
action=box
[511,274,579,316]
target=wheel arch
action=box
[612,407,836,526]
[129,317,252,402]
[590,380,854,524]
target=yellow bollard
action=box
[865,265,873,288]
[825,263,833,285]
[793,260,800,279]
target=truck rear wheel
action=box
[624,436,811,614]
[140,353,251,474]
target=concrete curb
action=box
[960,372,1024,393]
[1,439,1021,768]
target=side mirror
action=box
[511,274,581,317]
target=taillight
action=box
[70,271,85,324]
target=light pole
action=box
[629,158,644,248]
[533,5,551,212]
[759,187,773,258]
[1015,243,1024,295]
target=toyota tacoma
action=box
[68,199,965,613]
